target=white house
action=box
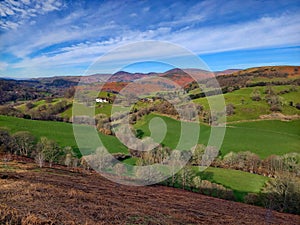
[96,98,108,103]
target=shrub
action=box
[244,193,260,205]
[250,89,261,101]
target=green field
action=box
[0,115,128,156]
[16,98,69,112]
[0,115,288,200]
[196,166,269,200]
[193,86,300,122]
[135,113,300,158]
[198,167,268,194]
[60,102,128,118]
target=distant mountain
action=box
[108,71,153,82]
[215,69,241,76]
[29,68,241,85]
[0,66,300,103]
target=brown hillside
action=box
[230,66,300,78]
[0,159,299,225]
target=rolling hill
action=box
[0,159,299,224]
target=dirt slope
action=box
[0,160,299,225]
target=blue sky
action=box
[0,0,299,78]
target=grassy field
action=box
[197,167,268,197]
[16,98,69,112]
[0,115,128,156]
[0,115,286,202]
[1,113,299,159]
[135,113,300,158]
[193,85,300,122]
[60,102,128,118]
[135,113,206,150]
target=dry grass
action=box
[0,159,299,225]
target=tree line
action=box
[1,126,299,214]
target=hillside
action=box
[135,113,300,158]
[215,66,300,88]
[194,85,300,122]
[1,66,299,105]
[1,159,299,225]
[1,114,300,159]
[230,66,300,77]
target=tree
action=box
[114,163,127,177]
[177,166,195,190]
[201,146,219,167]
[246,152,261,173]
[134,165,164,184]
[191,144,205,165]
[64,153,72,167]
[12,131,35,157]
[85,147,112,171]
[192,176,202,190]
[226,104,235,116]
[223,152,238,168]
[251,89,261,101]
[0,129,12,153]
[35,150,45,168]
[166,150,183,186]
[64,86,76,98]
[263,155,283,176]
[36,137,61,167]
[63,146,78,168]
[282,153,300,174]
[263,172,300,214]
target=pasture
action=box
[135,113,300,158]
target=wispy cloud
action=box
[10,12,300,71]
[168,13,300,54]
[0,0,299,77]
[0,0,64,30]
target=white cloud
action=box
[10,26,175,70]
[1,0,299,77]
[21,0,31,5]
[130,13,137,17]
[167,13,300,54]
[0,0,64,30]
[10,12,300,72]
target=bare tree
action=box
[191,144,205,165]
[64,153,72,167]
[36,137,61,167]
[166,150,183,186]
[35,151,45,168]
[201,146,219,167]
[85,147,112,171]
[192,176,202,190]
[12,131,35,157]
[178,166,195,190]
[114,163,127,177]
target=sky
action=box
[0,0,299,78]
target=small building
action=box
[96,98,108,103]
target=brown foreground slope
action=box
[0,160,299,225]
